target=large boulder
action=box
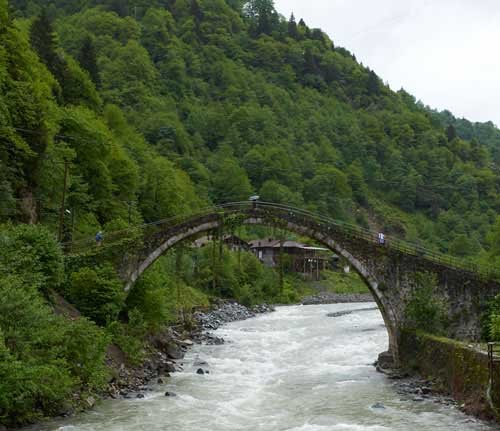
[165,342,184,360]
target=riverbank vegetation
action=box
[2,0,500,426]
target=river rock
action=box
[371,402,385,409]
[86,396,96,408]
[165,342,184,360]
[205,335,225,345]
[196,368,205,375]
[165,391,177,397]
[376,351,396,370]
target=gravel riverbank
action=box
[301,292,373,305]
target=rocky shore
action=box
[301,292,373,305]
[374,356,487,424]
[104,300,274,400]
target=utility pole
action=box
[212,231,217,292]
[58,160,69,242]
[70,207,76,241]
[279,232,284,297]
[176,246,184,323]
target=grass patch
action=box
[316,270,370,294]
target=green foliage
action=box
[78,35,100,87]
[3,0,500,259]
[107,309,146,365]
[0,224,109,426]
[404,272,449,335]
[61,317,110,389]
[69,264,124,325]
[190,242,280,305]
[485,294,500,341]
[0,223,64,291]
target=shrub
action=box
[107,309,146,365]
[404,272,448,335]
[486,294,500,341]
[62,318,110,390]
[0,276,109,426]
[0,223,64,291]
[69,264,125,325]
[0,353,74,426]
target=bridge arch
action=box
[122,203,399,361]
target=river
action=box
[37,303,498,431]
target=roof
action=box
[248,239,328,251]
[302,246,329,251]
[194,235,249,248]
[248,239,279,248]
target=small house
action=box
[248,238,335,280]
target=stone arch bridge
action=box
[69,201,500,364]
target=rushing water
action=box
[38,303,498,431]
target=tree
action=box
[367,70,381,96]
[405,272,448,335]
[191,0,203,23]
[446,124,457,142]
[0,0,8,26]
[69,264,125,326]
[243,0,278,36]
[210,154,253,203]
[448,233,480,257]
[304,166,352,219]
[287,13,298,39]
[77,36,100,87]
[30,9,67,87]
[298,18,311,38]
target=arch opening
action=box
[124,212,399,363]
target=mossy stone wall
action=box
[400,330,500,420]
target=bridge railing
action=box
[253,201,498,280]
[64,201,499,281]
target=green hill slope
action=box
[3,0,500,260]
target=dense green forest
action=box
[2,0,500,425]
[2,0,500,259]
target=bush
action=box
[126,263,176,329]
[0,353,74,425]
[486,294,500,341]
[0,223,64,291]
[193,245,280,305]
[69,264,125,325]
[107,309,146,365]
[0,276,109,426]
[404,272,448,335]
[63,318,110,390]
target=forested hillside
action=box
[2,0,500,425]
[429,108,500,163]
[2,0,500,260]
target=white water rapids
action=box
[40,303,498,431]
